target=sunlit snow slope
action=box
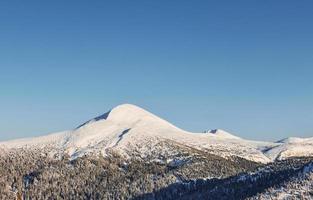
[1,104,312,163]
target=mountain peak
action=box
[205,129,240,139]
[111,103,141,110]
[77,103,180,131]
[106,104,154,124]
[110,103,147,115]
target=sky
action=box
[0,0,313,141]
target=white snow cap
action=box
[77,103,182,131]
[105,104,159,125]
[77,104,155,127]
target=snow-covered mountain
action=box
[264,137,313,160]
[1,104,312,163]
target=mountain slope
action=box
[135,157,313,200]
[1,104,313,199]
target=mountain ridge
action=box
[1,104,313,163]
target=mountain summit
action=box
[205,129,241,139]
[78,104,181,131]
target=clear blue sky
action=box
[1,0,313,141]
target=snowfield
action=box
[1,104,312,163]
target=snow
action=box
[204,129,241,139]
[264,137,313,160]
[0,104,312,163]
[0,131,70,149]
